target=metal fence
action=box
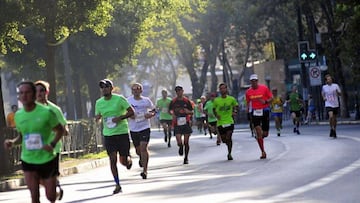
[2,119,103,175]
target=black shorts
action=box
[251,109,270,132]
[208,121,217,127]
[290,110,301,117]
[130,128,151,147]
[326,107,339,116]
[160,119,172,126]
[104,134,130,156]
[174,123,193,135]
[21,157,58,179]
[217,124,234,135]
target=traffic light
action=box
[298,41,317,63]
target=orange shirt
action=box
[246,84,272,110]
[7,112,16,127]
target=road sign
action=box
[309,66,322,86]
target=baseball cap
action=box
[250,74,258,81]
[34,80,50,92]
[99,79,113,87]
[175,86,183,91]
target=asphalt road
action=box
[1,122,360,203]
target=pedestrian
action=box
[245,74,273,159]
[322,74,342,138]
[213,83,239,160]
[4,81,65,203]
[194,98,204,134]
[169,85,193,164]
[95,79,135,194]
[156,89,173,147]
[305,94,316,124]
[286,85,303,134]
[127,83,156,179]
[6,104,18,128]
[35,80,69,200]
[203,93,218,141]
[270,87,284,136]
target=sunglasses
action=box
[99,84,110,88]
[132,86,141,91]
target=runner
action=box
[286,85,303,135]
[213,83,239,160]
[156,89,173,147]
[95,79,135,194]
[270,87,284,136]
[169,85,193,164]
[246,74,273,159]
[35,80,69,200]
[4,81,65,203]
[203,92,218,142]
[127,83,156,179]
[322,74,342,138]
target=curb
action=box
[0,158,109,192]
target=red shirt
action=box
[169,97,193,125]
[246,84,272,110]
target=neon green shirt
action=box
[15,104,60,164]
[213,95,238,126]
[37,101,67,153]
[95,94,131,136]
[156,97,172,120]
[204,100,217,123]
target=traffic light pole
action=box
[297,1,308,98]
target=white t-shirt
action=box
[127,96,155,132]
[322,83,341,108]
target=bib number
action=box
[105,117,117,128]
[161,107,168,113]
[253,109,263,116]
[25,133,43,150]
[177,117,186,126]
[135,112,146,122]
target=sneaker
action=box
[113,185,122,194]
[293,127,296,133]
[140,172,147,179]
[277,133,280,137]
[216,140,221,146]
[164,134,167,142]
[333,130,337,138]
[183,158,188,164]
[296,130,300,135]
[168,142,171,148]
[126,157,132,170]
[178,145,184,156]
[260,152,267,159]
[227,154,233,160]
[56,187,64,200]
[329,129,334,137]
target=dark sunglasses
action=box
[99,84,110,88]
[132,86,141,91]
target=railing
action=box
[2,119,103,175]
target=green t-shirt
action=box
[204,100,217,122]
[15,104,60,164]
[156,97,172,120]
[213,95,238,126]
[39,101,67,153]
[95,94,131,136]
[288,92,303,111]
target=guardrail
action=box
[2,119,103,175]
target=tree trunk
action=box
[0,76,10,175]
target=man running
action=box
[204,93,218,141]
[286,85,303,135]
[169,86,193,164]
[213,83,239,160]
[127,83,156,179]
[322,74,342,138]
[4,81,65,203]
[95,79,135,194]
[246,74,273,159]
[156,89,173,147]
[35,80,69,200]
[270,87,283,136]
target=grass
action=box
[1,151,108,182]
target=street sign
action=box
[309,66,322,86]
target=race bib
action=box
[161,107,168,113]
[105,117,117,128]
[135,112,146,122]
[25,133,43,150]
[253,109,263,116]
[177,117,186,126]
[274,104,280,110]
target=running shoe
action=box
[168,142,171,148]
[183,158,188,164]
[126,157,132,170]
[56,187,63,200]
[296,130,300,135]
[178,145,184,156]
[260,152,267,159]
[293,127,296,133]
[227,154,233,160]
[140,172,147,179]
[113,185,122,194]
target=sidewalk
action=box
[1,118,359,192]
